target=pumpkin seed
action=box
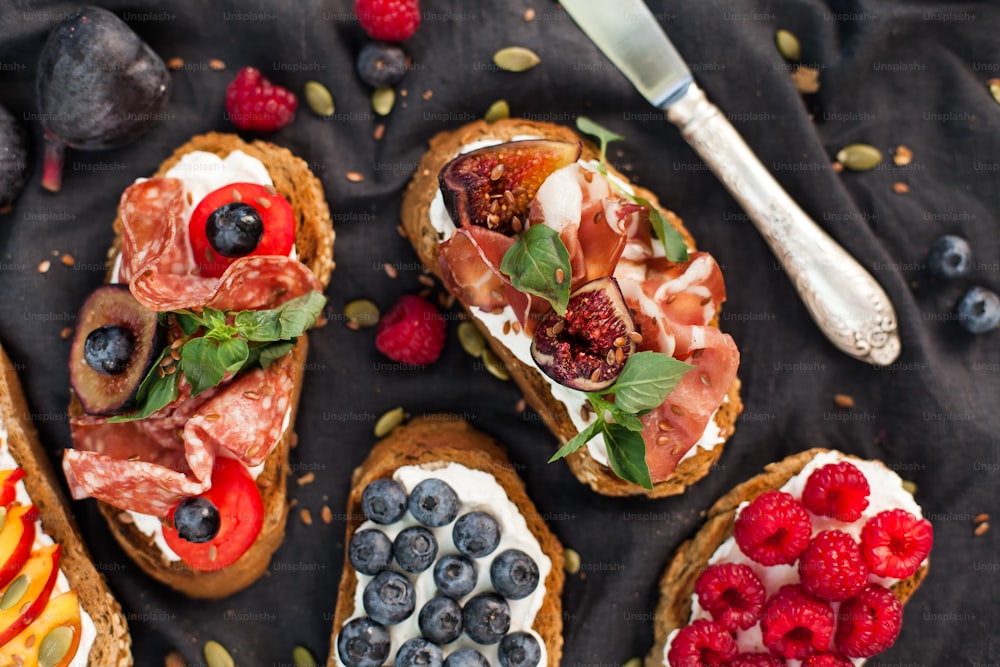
[344,299,381,328]
[484,99,510,123]
[372,86,395,116]
[493,46,541,72]
[293,645,317,667]
[836,143,883,171]
[482,348,510,380]
[989,78,1000,105]
[1,574,30,610]
[457,321,487,357]
[304,81,335,117]
[374,406,405,438]
[902,479,917,496]
[38,626,74,667]
[204,640,235,667]
[0,506,6,533]
[623,658,643,667]
[775,29,801,62]
[563,547,581,574]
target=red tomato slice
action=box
[188,182,296,278]
[162,457,264,571]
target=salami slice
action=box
[119,178,189,284]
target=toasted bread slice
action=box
[646,448,930,666]
[327,416,564,667]
[0,343,133,666]
[72,132,333,598]
[400,118,742,498]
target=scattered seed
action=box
[264,184,278,196]
[203,640,235,667]
[373,123,385,140]
[1,575,29,610]
[304,80,335,117]
[832,161,844,173]
[975,522,989,537]
[208,545,217,562]
[524,8,536,22]
[775,29,801,61]
[836,143,883,171]
[482,348,510,380]
[344,299,381,328]
[346,171,364,182]
[203,413,221,422]
[834,393,855,408]
[551,320,565,335]
[590,368,601,383]
[372,86,395,116]
[490,163,505,181]
[208,58,226,71]
[458,321,487,357]
[321,505,333,524]
[255,196,272,209]
[563,547,581,574]
[515,398,526,413]
[615,347,624,363]
[231,187,242,201]
[418,274,435,288]
[484,99,510,123]
[975,513,990,524]
[117,511,134,525]
[165,650,186,667]
[60,327,73,339]
[503,190,516,207]
[658,421,672,432]
[297,472,316,486]
[301,508,313,526]
[167,57,184,70]
[502,320,512,335]
[187,191,194,205]
[628,331,643,343]
[242,390,261,400]
[989,78,1000,105]
[375,406,406,438]
[38,626,74,667]
[293,645,318,667]
[892,182,910,194]
[493,46,541,72]
[670,404,685,417]
[25,632,35,651]
[699,372,712,386]
[37,260,51,273]
[623,657,643,667]
[383,262,398,278]
[894,145,913,166]
[790,65,820,94]
[422,89,433,100]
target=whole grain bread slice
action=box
[400,118,742,498]
[645,448,930,667]
[0,343,133,666]
[327,415,565,667]
[72,132,333,598]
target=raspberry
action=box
[798,530,868,602]
[860,509,933,578]
[802,652,853,666]
[225,67,297,133]
[375,294,446,365]
[728,653,787,666]
[734,490,812,566]
[666,619,737,667]
[835,584,903,658]
[693,563,766,632]
[760,584,835,660]
[354,0,420,42]
[802,461,870,522]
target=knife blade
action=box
[561,0,901,366]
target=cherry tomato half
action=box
[188,182,296,278]
[163,456,264,571]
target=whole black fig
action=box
[0,104,30,213]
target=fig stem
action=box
[41,129,65,193]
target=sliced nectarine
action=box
[0,504,36,589]
[0,544,61,645]
[0,590,82,667]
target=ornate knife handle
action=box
[666,83,901,366]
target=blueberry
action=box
[206,202,264,258]
[394,526,438,573]
[357,41,408,88]
[362,478,408,524]
[433,554,478,598]
[348,529,393,575]
[418,596,463,644]
[461,592,511,644]
[927,234,972,279]
[337,617,390,667]
[395,638,443,667]
[498,632,543,667]
[956,286,1000,334]
[452,511,501,558]
[83,325,135,375]
[490,549,540,600]
[443,648,490,667]
[172,496,219,544]
[362,571,416,625]
[409,479,460,527]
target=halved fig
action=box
[439,139,581,234]
[531,277,637,391]
[69,284,165,415]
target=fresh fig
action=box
[36,6,171,191]
[531,276,637,391]
[69,285,165,415]
[439,139,581,234]
[0,104,30,213]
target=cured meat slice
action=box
[118,178,189,284]
[438,226,514,312]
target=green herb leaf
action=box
[602,422,652,489]
[632,195,689,263]
[575,116,624,165]
[610,408,645,432]
[180,337,227,396]
[610,351,694,413]
[548,419,602,463]
[257,339,297,369]
[500,224,572,315]
[217,337,250,375]
[108,349,180,423]
[234,291,327,342]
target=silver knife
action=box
[561,0,901,366]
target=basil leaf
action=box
[602,422,652,489]
[180,337,226,396]
[174,313,201,336]
[548,419,602,463]
[632,195,689,263]
[257,339,296,369]
[500,224,571,315]
[610,408,645,432]
[575,116,624,165]
[234,291,327,342]
[217,337,250,375]
[108,351,180,423]
[610,351,694,414]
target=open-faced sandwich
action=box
[649,448,932,666]
[0,342,132,666]
[328,416,564,667]
[62,133,334,598]
[401,118,742,497]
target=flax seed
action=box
[975,522,989,537]
[208,545,218,562]
[37,260,51,273]
[629,331,643,343]
[264,184,278,196]
[975,513,990,524]
[552,320,564,335]
[167,57,184,70]
[204,413,221,422]
[555,267,565,283]
[297,472,316,486]
[490,163,505,181]
[384,262,398,278]
[700,373,712,386]
[322,505,334,524]
[60,253,74,266]
[208,58,226,71]
[374,123,385,140]
[503,320,511,335]
[243,390,261,400]
[255,196,272,209]
[504,189,516,206]
[512,216,523,233]
[615,347,624,363]
[231,188,242,201]
[670,404,685,416]
[658,421,672,431]
[346,171,364,182]
[590,368,601,383]
[187,191,194,205]
[834,393,855,408]
[301,509,313,526]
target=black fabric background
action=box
[1,0,998,665]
